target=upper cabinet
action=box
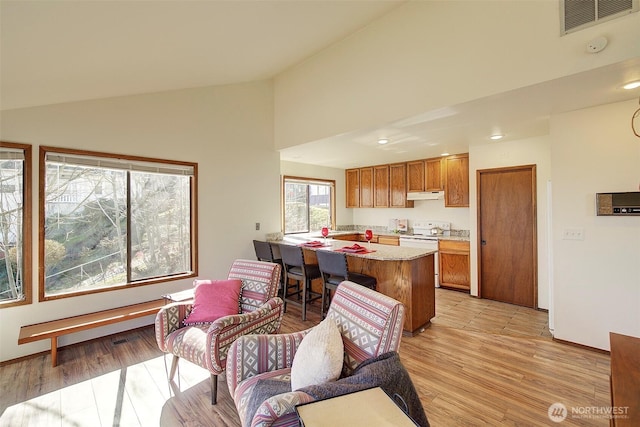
[345,153,468,208]
[425,158,444,191]
[390,163,413,208]
[360,167,374,208]
[345,169,360,208]
[407,157,443,192]
[373,165,389,208]
[406,160,425,192]
[444,153,469,207]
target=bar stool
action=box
[253,240,285,297]
[277,243,322,321]
[316,250,377,318]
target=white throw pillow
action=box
[290,317,344,391]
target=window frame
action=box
[281,175,335,235]
[0,141,33,308]
[39,146,198,301]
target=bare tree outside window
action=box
[130,171,191,281]
[41,147,196,299]
[0,142,32,307]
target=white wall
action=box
[0,81,280,362]
[550,99,640,351]
[469,136,553,309]
[274,0,640,149]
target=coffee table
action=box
[295,386,417,427]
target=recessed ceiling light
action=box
[490,134,504,140]
[623,80,640,90]
[440,152,450,156]
[378,138,389,145]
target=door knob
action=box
[481,240,487,245]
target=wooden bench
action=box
[18,299,165,367]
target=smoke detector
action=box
[586,36,608,53]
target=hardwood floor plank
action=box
[123,363,166,424]
[92,370,134,427]
[0,289,614,427]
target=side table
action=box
[295,386,417,427]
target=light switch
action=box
[562,228,584,240]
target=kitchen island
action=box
[279,238,436,335]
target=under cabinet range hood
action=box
[406,191,444,201]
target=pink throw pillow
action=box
[183,279,242,325]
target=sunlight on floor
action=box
[1,354,210,427]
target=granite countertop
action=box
[279,236,436,261]
[306,230,470,242]
[437,235,470,242]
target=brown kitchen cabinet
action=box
[345,168,360,208]
[333,234,398,246]
[377,235,400,246]
[444,153,469,207]
[425,158,444,191]
[407,157,443,192]
[389,163,414,208]
[373,165,389,208]
[347,154,466,208]
[359,167,374,208]
[406,160,425,192]
[332,233,359,241]
[439,239,470,291]
[356,234,378,244]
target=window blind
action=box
[284,177,334,186]
[0,148,25,161]
[45,152,194,176]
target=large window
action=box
[0,142,32,307]
[283,176,335,234]
[40,147,197,300]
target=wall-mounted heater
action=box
[596,192,640,216]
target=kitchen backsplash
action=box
[337,224,470,237]
[265,226,470,241]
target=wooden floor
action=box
[0,289,612,426]
[432,288,552,339]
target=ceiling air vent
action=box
[561,0,638,34]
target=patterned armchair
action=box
[155,259,283,404]
[226,280,405,427]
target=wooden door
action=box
[425,158,443,191]
[444,154,469,207]
[406,160,425,192]
[478,165,537,308]
[389,163,412,208]
[373,165,389,207]
[345,169,360,208]
[360,167,373,208]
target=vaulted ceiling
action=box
[2,1,639,169]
